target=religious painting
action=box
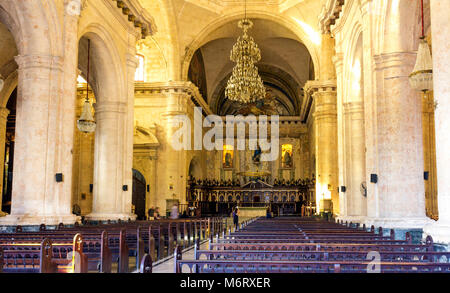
[281,144,293,169]
[223,145,234,169]
[188,50,208,100]
[234,89,289,116]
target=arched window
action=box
[135,54,145,81]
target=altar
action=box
[237,207,267,218]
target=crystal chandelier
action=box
[225,4,265,104]
[77,39,96,133]
[409,0,433,92]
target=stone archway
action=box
[75,26,133,221]
[181,11,321,82]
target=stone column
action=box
[72,88,95,216]
[305,33,339,215]
[0,107,9,216]
[422,91,438,219]
[365,52,427,229]
[56,0,83,219]
[86,101,135,221]
[423,0,450,243]
[343,102,367,219]
[149,155,158,208]
[334,53,347,218]
[158,89,191,214]
[0,55,78,225]
[359,1,428,230]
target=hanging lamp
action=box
[409,0,433,92]
[225,0,266,104]
[77,39,96,133]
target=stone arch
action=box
[343,23,363,104]
[181,11,321,82]
[379,0,423,54]
[78,24,125,103]
[0,0,59,56]
[188,156,203,180]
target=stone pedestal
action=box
[423,0,450,244]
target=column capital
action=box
[0,107,10,120]
[373,52,416,79]
[14,55,63,72]
[134,81,213,115]
[343,101,365,115]
[94,101,127,114]
[304,80,337,97]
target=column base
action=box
[362,217,432,230]
[0,211,8,217]
[423,220,450,245]
[84,213,137,221]
[336,216,367,225]
[0,214,80,226]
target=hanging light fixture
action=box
[225,0,266,104]
[409,0,433,92]
[77,39,96,133]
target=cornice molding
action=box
[318,0,345,34]
[134,81,213,116]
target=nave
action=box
[175,217,450,273]
[0,217,223,273]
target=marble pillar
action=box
[305,33,339,215]
[0,107,9,216]
[423,0,450,243]
[422,91,438,219]
[158,89,191,214]
[72,89,95,216]
[0,55,78,225]
[364,52,427,229]
[312,84,339,215]
[343,101,367,219]
[86,101,135,221]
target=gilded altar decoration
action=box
[223,145,234,168]
[282,144,293,169]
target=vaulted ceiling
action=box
[189,18,314,116]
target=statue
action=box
[224,152,232,168]
[252,145,262,164]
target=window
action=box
[135,54,145,81]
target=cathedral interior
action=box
[0,0,449,275]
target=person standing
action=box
[154,207,161,219]
[232,206,239,230]
[147,206,155,220]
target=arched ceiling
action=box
[190,18,314,116]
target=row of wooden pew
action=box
[0,217,225,273]
[174,217,450,273]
